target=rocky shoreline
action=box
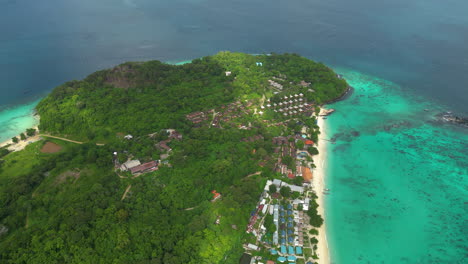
[324,85,354,105]
[436,112,468,128]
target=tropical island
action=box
[0,52,348,264]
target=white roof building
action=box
[273,179,283,187]
[120,160,141,171]
[282,183,304,193]
[264,180,273,191]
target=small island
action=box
[0,52,347,263]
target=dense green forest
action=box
[36,52,347,141]
[0,52,347,263]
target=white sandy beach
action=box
[0,125,41,152]
[312,108,331,264]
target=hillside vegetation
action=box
[37,52,347,141]
[0,52,347,263]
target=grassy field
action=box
[0,138,74,179]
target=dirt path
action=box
[121,185,132,201]
[246,171,262,178]
[40,134,105,146]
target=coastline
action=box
[0,124,41,152]
[312,108,331,264]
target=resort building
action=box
[129,160,158,174]
[120,160,141,171]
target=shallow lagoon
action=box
[325,69,467,263]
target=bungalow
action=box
[167,129,183,140]
[280,245,287,254]
[211,190,221,201]
[296,247,303,255]
[288,246,295,255]
[277,257,287,263]
[157,140,172,151]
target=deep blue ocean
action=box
[1,0,467,263]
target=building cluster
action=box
[186,111,211,125]
[156,129,183,152]
[268,79,284,90]
[186,101,249,128]
[272,135,314,180]
[243,180,312,263]
[120,159,159,175]
[261,93,316,117]
[211,101,246,128]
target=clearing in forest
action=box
[40,142,62,153]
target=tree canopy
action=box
[0,52,345,263]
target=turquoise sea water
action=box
[325,70,467,263]
[0,99,40,143]
[1,1,468,261]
